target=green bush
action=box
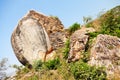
[88,32,99,39]
[70,60,107,80]
[33,60,43,71]
[44,58,60,70]
[21,67,29,73]
[63,39,70,59]
[100,9,120,37]
[69,23,80,34]
[81,52,90,63]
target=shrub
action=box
[88,32,99,39]
[70,60,107,80]
[69,23,80,34]
[21,67,29,73]
[13,65,29,75]
[81,52,90,63]
[12,64,22,71]
[33,60,43,71]
[100,9,120,37]
[58,59,75,80]
[63,39,70,59]
[44,58,60,70]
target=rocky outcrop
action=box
[50,32,67,50]
[68,27,95,62]
[11,10,66,66]
[89,34,120,78]
[26,10,66,49]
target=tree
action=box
[0,58,8,80]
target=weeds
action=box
[63,39,70,59]
[70,60,107,80]
[69,23,80,35]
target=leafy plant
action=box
[81,52,90,63]
[88,32,99,39]
[44,58,60,70]
[63,39,70,59]
[69,23,80,34]
[100,9,120,37]
[70,60,107,80]
[28,75,38,80]
[12,64,23,71]
[33,60,43,71]
[58,59,75,80]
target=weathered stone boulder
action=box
[26,10,66,49]
[89,34,120,78]
[68,27,95,62]
[11,10,65,66]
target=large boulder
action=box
[11,10,65,66]
[68,27,95,62]
[26,10,66,49]
[89,34,120,78]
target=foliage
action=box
[81,52,90,63]
[70,60,107,80]
[58,59,75,80]
[81,32,97,63]
[12,65,29,76]
[28,75,38,80]
[69,23,80,34]
[88,32,99,39]
[33,60,43,71]
[100,9,120,37]
[44,58,60,70]
[63,39,70,59]
[12,64,23,71]
[32,58,60,71]
[10,6,120,80]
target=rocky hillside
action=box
[9,5,120,80]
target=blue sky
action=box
[0,0,120,66]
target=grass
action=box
[68,23,80,35]
[63,39,70,59]
[70,60,107,80]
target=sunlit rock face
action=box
[11,10,65,66]
[68,27,95,62]
[89,34,120,78]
